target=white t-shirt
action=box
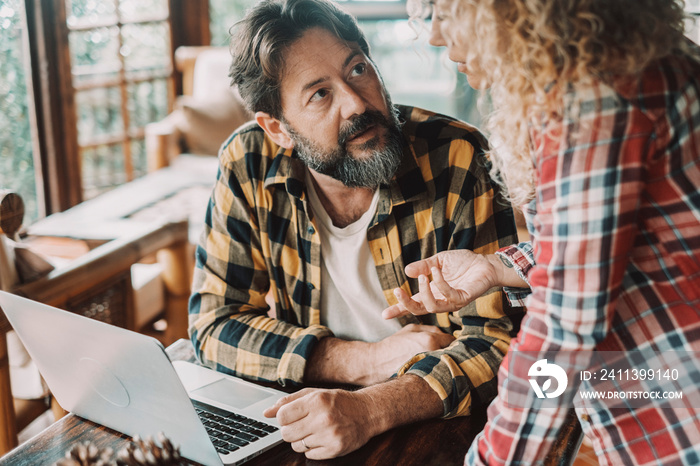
[305,172,402,342]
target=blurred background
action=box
[0,0,480,225]
[0,0,698,225]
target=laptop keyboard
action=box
[192,400,279,455]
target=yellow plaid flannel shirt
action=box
[189,105,523,417]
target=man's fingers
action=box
[291,435,320,454]
[435,332,456,347]
[276,395,316,426]
[305,446,337,460]
[291,439,307,453]
[263,389,314,419]
[401,323,448,335]
[281,420,315,445]
[263,403,281,418]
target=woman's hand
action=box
[382,250,505,319]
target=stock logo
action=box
[528,359,568,399]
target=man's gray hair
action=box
[229,0,371,119]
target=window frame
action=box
[20,0,210,216]
[19,0,698,217]
[340,1,408,20]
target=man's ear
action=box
[255,112,294,149]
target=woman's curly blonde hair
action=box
[412,0,692,206]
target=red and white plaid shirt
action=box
[468,45,700,465]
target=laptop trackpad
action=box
[191,378,274,409]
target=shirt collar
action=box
[262,146,308,200]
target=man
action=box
[189,0,521,459]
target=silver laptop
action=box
[0,291,286,465]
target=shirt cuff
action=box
[495,242,533,308]
[397,353,474,418]
[276,325,334,386]
[496,241,534,285]
[502,286,531,308]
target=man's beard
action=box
[284,106,404,188]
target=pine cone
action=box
[56,441,115,466]
[116,433,186,466]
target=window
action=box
[0,1,40,222]
[208,0,481,126]
[2,1,208,222]
[65,0,174,200]
[209,0,257,46]
[687,0,700,44]
[358,19,480,126]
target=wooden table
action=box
[0,339,488,466]
[0,398,487,466]
[0,339,583,465]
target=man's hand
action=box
[264,375,444,460]
[382,250,507,319]
[263,388,379,460]
[367,324,455,384]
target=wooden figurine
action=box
[0,191,23,291]
[0,191,54,285]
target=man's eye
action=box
[351,63,366,77]
[310,88,328,102]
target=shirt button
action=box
[307,226,315,235]
[581,414,591,422]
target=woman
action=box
[385,0,700,464]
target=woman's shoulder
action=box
[615,44,700,119]
[561,46,700,126]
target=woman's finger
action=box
[404,255,441,278]
[382,303,406,319]
[430,267,468,307]
[396,287,428,315]
[418,274,438,312]
[382,288,425,319]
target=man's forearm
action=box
[358,373,444,437]
[304,326,456,387]
[304,337,377,386]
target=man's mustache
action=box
[338,111,388,146]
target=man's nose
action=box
[337,83,367,120]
